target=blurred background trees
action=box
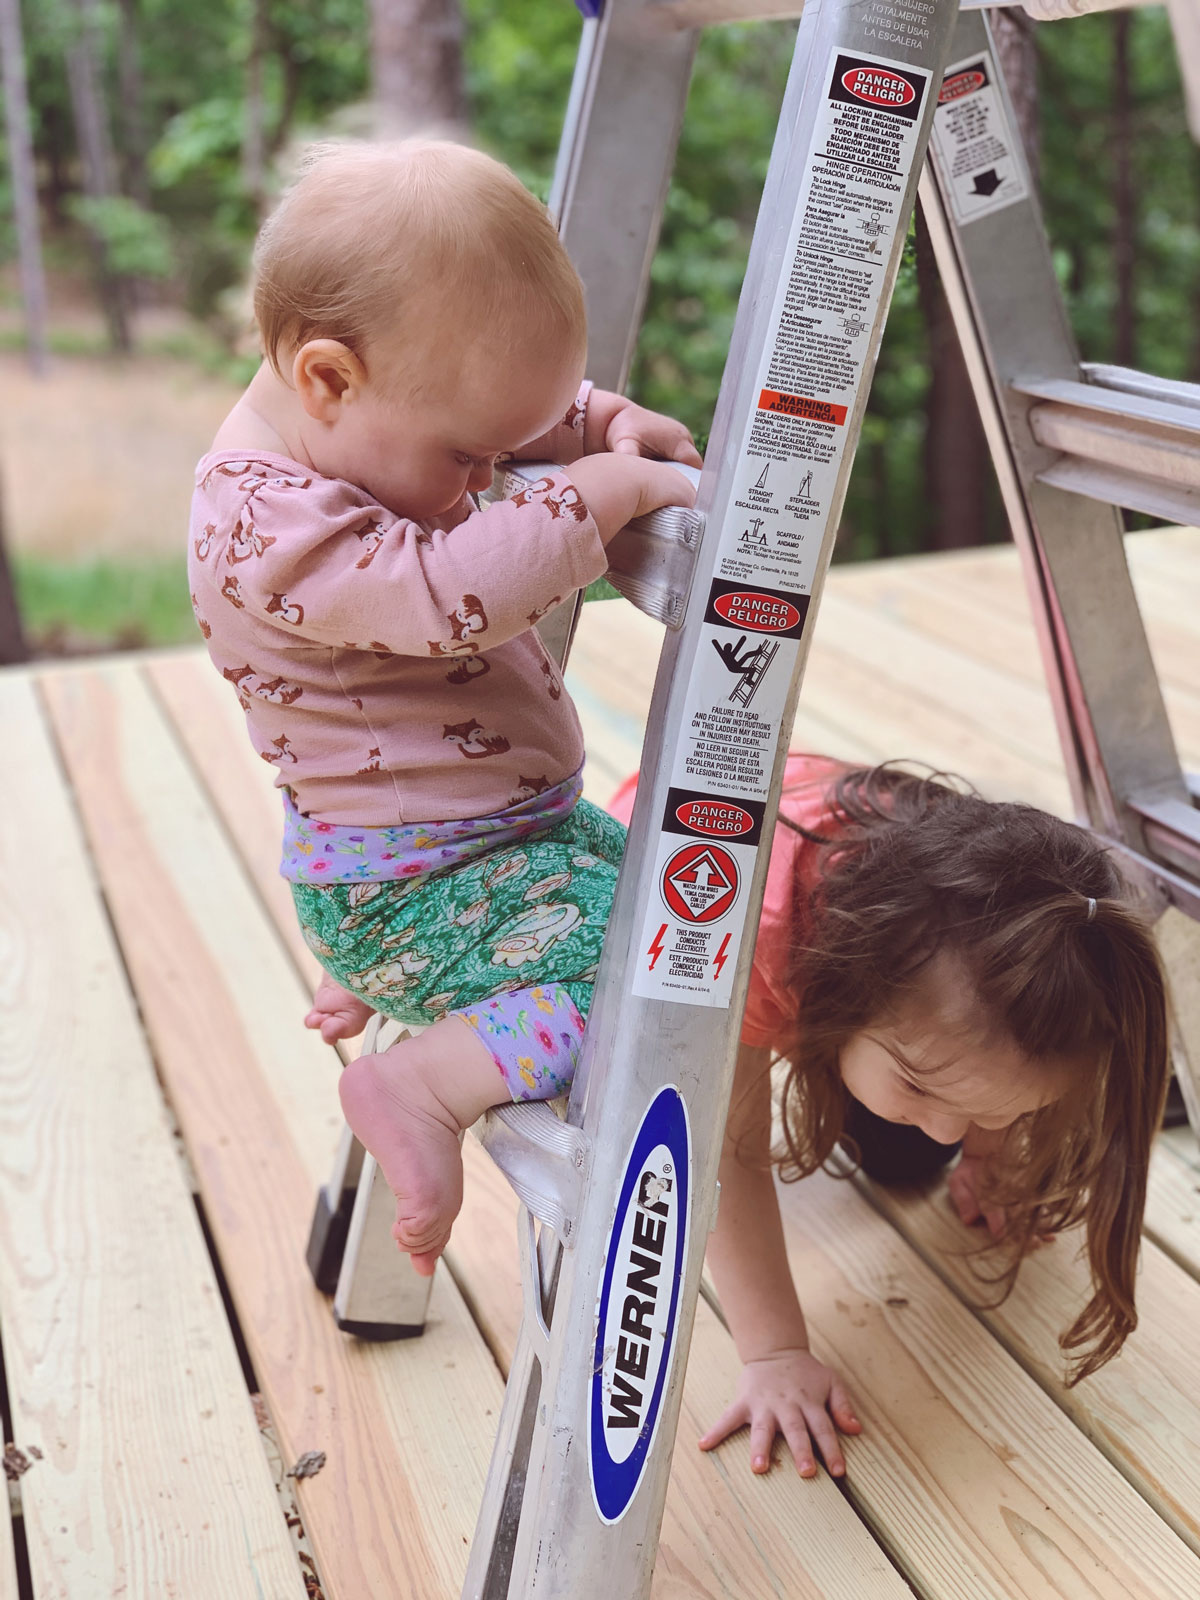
[0,0,1195,649]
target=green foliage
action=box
[3,0,1198,583]
[66,194,175,277]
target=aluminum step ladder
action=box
[302,1,1200,1594]
[917,2,1200,1127]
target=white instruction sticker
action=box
[929,53,1029,226]
[633,46,931,1008]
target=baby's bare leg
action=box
[337,1016,504,1275]
[305,974,375,1043]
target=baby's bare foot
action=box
[306,975,375,1043]
[337,1019,505,1275]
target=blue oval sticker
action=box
[589,1086,691,1524]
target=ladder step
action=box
[472,1100,590,1244]
[1127,791,1200,883]
[1009,374,1200,520]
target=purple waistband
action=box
[280,770,584,883]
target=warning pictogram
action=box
[661,843,740,924]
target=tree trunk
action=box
[1112,11,1135,367]
[369,0,465,139]
[915,212,993,551]
[990,6,1040,187]
[0,472,29,665]
[0,0,50,375]
[243,0,270,214]
[64,0,132,352]
[115,0,149,207]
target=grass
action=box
[14,553,197,653]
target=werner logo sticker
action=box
[590,1087,691,1524]
[660,841,739,924]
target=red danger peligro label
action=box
[840,67,916,108]
[712,591,801,632]
[674,800,755,838]
[939,69,986,104]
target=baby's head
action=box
[777,763,1169,1379]
[253,140,588,515]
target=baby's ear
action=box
[293,339,364,422]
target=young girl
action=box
[188,139,698,1275]
[610,753,1170,1480]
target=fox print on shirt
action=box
[443,718,511,760]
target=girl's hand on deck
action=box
[948,1154,1056,1249]
[697,1348,861,1478]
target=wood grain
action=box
[0,673,307,1599]
[774,1168,1200,1599]
[42,662,504,1600]
[853,1170,1200,1555]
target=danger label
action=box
[708,582,808,636]
[661,843,740,924]
[929,51,1028,225]
[635,43,935,1010]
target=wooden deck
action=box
[2,525,1199,1599]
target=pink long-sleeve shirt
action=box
[188,396,609,825]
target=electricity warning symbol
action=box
[661,843,740,924]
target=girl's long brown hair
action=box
[775,762,1170,1383]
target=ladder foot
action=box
[306,1183,355,1295]
[333,1312,427,1341]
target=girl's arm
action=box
[699,1044,861,1477]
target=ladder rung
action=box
[1082,364,1200,415]
[1127,792,1200,883]
[1035,458,1200,529]
[1010,376,1200,517]
[472,1100,590,1244]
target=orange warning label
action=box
[757,388,848,426]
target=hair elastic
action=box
[1085,896,1098,921]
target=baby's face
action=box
[331,338,585,521]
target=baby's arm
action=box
[700,1044,861,1477]
[509,382,701,469]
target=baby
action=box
[189,140,698,1274]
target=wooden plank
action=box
[148,651,325,994]
[41,662,504,1600]
[774,1168,1200,1598]
[1147,1127,1200,1280]
[0,672,307,1599]
[853,1170,1200,1557]
[152,648,910,1599]
[450,1139,911,1600]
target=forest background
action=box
[0,0,1194,654]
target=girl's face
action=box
[839,951,1069,1144]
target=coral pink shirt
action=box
[608,753,848,1048]
[188,394,608,825]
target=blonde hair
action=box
[253,140,586,392]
